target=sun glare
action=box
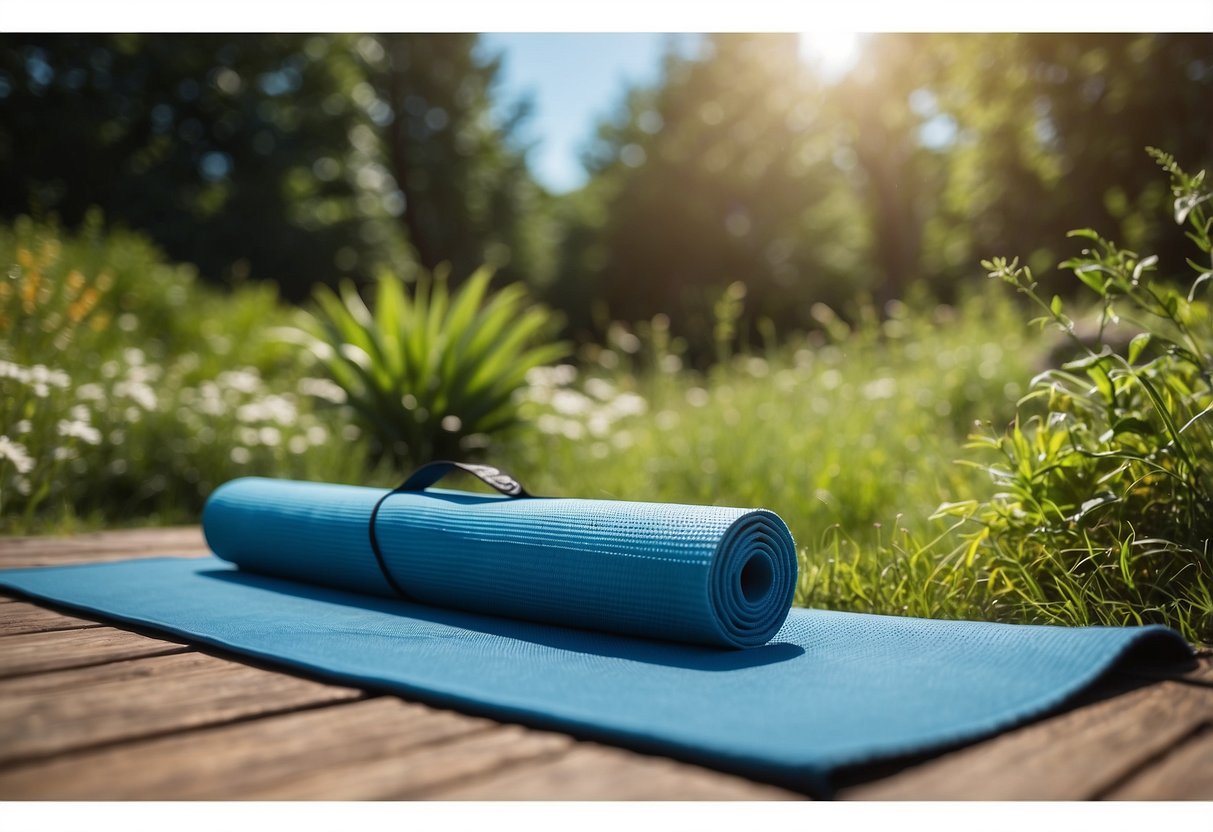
[797,32,865,79]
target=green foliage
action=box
[0,35,403,299]
[0,218,366,531]
[557,34,871,354]
[952,150,1213,642]
[496,289,1037,607]
[560,33,1210,354]
[363,35,556,291]
[294,266,568,465]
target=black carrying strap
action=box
[367,461,531,597]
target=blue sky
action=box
[477,33,866,194]
[477,34,692,194]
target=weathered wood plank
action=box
[0,526,208,568]
[844,679,1213,800]
[430,742,801,800]
[0,601,104,636]
[0,627,190,679]
[0,651,365,766]
[256,723,575,800]
[0,698,494,799]
[1107,726,1213,800]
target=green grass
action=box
[495,291,1040,623]
[0,215,369,532]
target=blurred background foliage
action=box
[1,33,1208,347]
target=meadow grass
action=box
[496,291,1042,623]
[3,210,1207,643]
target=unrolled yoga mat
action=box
[0,475,1192,795]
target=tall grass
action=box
[496,290,1041,620]
[0,215,367,532]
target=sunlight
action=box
[797,32,865,79]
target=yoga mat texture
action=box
[0,476,1191,795]
[202,477,799,648]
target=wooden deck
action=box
[1,527,1210,800]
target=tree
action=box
[557,34,872,352]
[360,34,555,290]
[0,34,399,299]
[907,33,1213,292]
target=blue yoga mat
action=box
[0,475,1191,795]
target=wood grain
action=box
[0,526,208,568]
[256,722,575,799]
[430,742,800,800]
[0,698,497,799]
[845,679,1213,800]
[0,650,364,765]
[0,627,190,679]
[1107,726,1213,800]
[0,601,104,636]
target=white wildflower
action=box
[237,395,298,425]
[14,420,32,434]
[655,410,680,431]
[30,364,71,388]
[230,447,251,464]
[0,436,35,474]
[297,377,348,404]
[0,360,25,382]
[660,354,682,373]
[551,389,593,417]
[685,387,710,408]
[76,383,105,402]
[587,412,613,437]
[13,475,31,496]
[536,414,562,436]
[305,425,329,446]
[288,435,309,454]
[57,419,102,445]
[862,377,897,401]
[744,357,769,378]
[216,368,262,394]
[526,364,577,388]
[560,419,585,441]
[115,380,158,411]
[258,426,281,447]
[608,392,648,419]
[584,378,616,401]
[123,347,146,367]
[239,427,261,446]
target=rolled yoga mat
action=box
[0,467,1193,796]
[201,470,798,649]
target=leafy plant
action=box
[0,218,367,531]
[947,148,1213,642]
[294,265,568,466]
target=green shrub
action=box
[293,265,567,466]
[0,217,367,531]
[946,149,1213,642]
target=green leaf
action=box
[1127,332,1151,364]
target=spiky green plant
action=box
[295,265,568,465]
[945,148,1213,642]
